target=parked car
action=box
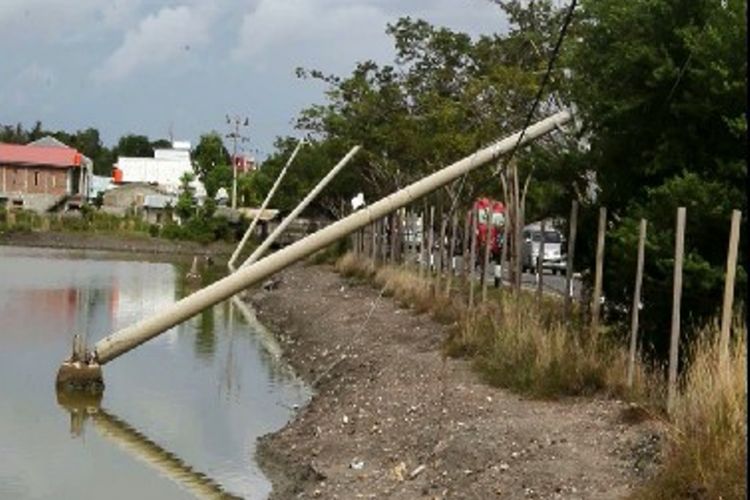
[521,222,566,274]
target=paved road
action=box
[417,254,583,300]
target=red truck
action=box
[472,197,506,261]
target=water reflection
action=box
[196,307,217,360]
[0,246,310,499]
[57,392,241,500]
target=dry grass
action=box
[335,252,461,323]
[335,252,657,400]
[452,292,661,399]
[333,253,747,497]
[632,323,747,499]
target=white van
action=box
[521,222,566,275]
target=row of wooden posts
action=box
[351,202,742,415]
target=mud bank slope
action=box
[0,230,234,257]
[251,264,663,500]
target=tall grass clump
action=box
[455,292,652,398]
[634,322,747,499]
[335,252,461,322]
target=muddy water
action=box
[0,246,309,499]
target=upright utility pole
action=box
[225,114,250,210]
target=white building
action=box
[113,141,205,197]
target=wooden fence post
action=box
[436,212,447,293]
[462,210,471,284]
[427,206,435,277]
[391,210,402,265]
[719,209,741,366]
[564,200,578,320]
[469,209,478,308]
[381,216,389,264]
[591,207,607,336]
[371,221,378,263]
[536,220,546,303]
[482,215,492,302]
[419,212,426,277]
[627,218,647,388]
[514,205,524,291]
[498,213,509,289]
[667,207,686,415]
[446,213,458,296]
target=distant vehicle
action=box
[402,213,423,249]
[472,197,506,261]
[521,222,566,274]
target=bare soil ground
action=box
[251,264,665,500]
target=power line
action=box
[492,0,578,177]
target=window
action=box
[530,230,562,243]
[34,171,40,186]
[477,208,489,223]
[491,212,505,226]
[543,231,562,243]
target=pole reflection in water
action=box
[57,392,242,500]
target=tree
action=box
[289,13,568,217]
[193,132,230,189]
[565,0,747,354]
[113,134,153,158]
[175,172,197,221]
[204,164,233,199]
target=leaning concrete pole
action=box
[239,146,360,268]
[79,111,571,372]
[227,138,305,271]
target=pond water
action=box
[0,246,309,499]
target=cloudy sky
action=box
[0,0,508,158]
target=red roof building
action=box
[0,139,91,212]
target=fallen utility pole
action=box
[239,146,360,268]
[57,110,572,390]
[227,138,305,271]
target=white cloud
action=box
[230,0,506,75]
[92,5,213,83]
[17,63,56,86]
[231,0,390,65]
[0,0,142,40]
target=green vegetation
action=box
[193,131,232,198]
[0,205,234,245]
[254,0,747,365]
[0,208,151,235]
[564,0,747,358]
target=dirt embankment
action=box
[0,230,234,257]
[251,264,664,500]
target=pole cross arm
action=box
[93,110,572,366]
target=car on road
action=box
[521,222,566,275]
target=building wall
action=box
[0,164,70,196]
[102,184,167,210]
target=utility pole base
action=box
[56,361,104,394]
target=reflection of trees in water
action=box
[195,307,216,359]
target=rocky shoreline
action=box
[249,264,664,499]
